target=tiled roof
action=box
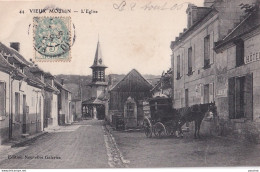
[215,8,260,50]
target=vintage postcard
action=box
[0,0,260,171]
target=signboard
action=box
[245,52,260,64]
[216,88,227,97]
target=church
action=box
[82,41,109,120]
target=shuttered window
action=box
[228,74,253,119]
[204,35,210,68]
[177,55,181,79]
[0,82,6,116]
[188,47,192,75]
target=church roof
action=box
[90,41,107,68]
[110,69,153,92]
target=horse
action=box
[176,102,217,139]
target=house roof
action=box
[0,53,15,73]
[215,7,260,51]
[151,68,172,92]
[90,41,107,68]
[171,8,217,50]
[110,69,153,92]
[0,42,29,67]
[24,67,45,88]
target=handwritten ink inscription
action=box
[113,1,189,11]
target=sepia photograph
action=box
[0,0,260,170]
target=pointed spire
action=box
[90,40,107,68]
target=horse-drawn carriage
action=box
[143,96,217,139]
[143,97,179,138]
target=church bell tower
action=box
[89,40,108,98]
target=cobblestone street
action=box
[0,120,126,168]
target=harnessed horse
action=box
[176,102,217,139]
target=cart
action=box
[143,97,179,138]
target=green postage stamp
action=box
[33,17,71,62]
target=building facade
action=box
[171,0,258,140]
[0,42,71,144]
[214,4,260,141]
[0,42,45,143]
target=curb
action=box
[11,131,48,148]
[103,123,130,167]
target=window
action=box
[0,82,6,116]
[204,35,210,68]
[177,55,181,80]
[235,39,244,67]
[204,84,209,103]
[228,74,253,120]
[188,47,193,75]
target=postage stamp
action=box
[33,16,71,62]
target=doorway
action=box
[22,95,27,134]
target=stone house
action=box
[170,0,258,138]
[214,4,260,142]
[0,42,45,144]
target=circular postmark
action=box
[34,17,71,58]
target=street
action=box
[0,120,126,169]
[1,119,260,168]
[111,128,260,167]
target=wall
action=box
[0,71,10,144]
[214,32,260,143]
[172,15,219,109]
[0,71,44,144]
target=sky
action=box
[0,0,204,76]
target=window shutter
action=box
[245,73,253,120]
[180,54,183,77]
[193,44,196,71]
[0,82,5,116]
[228,77,235,119]
[210,31,214,64]
[209,83,214,103]
[200,84,204,104]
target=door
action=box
[15,93,20,123]
[22,95,27,134]
[185,89,189,107]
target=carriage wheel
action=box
[153,122,166,138]
[143,117,152,138]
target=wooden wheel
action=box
[153,122,166,138]
[143,117,152,138]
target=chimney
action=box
[61,78,64,85]
[204,0,216,7]
[10,42,20,52]
[186,4,198,29]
